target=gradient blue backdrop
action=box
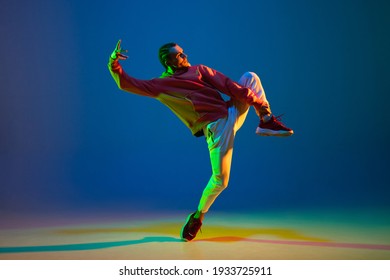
[1,0,389,216]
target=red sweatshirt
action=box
[108,58,266,136]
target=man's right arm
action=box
[108,40,159,97]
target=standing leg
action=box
[180,72,277,241]
[180,113,235,241]
[197,122,234,213]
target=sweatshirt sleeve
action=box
[198,65,267,111]
[108,58,159,97]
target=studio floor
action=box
[0,209,389,260]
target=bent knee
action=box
[212,174,229,190]
[238,72,262,93]
[246,71,259,77]
[242,71,260,81]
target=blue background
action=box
[1,0,389,217]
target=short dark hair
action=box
[158,42,177,70]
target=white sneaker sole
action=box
[256,128,294,137]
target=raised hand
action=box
[110,39,129,60]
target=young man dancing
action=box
[108,40,293,241]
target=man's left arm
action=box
[198,65,269,115]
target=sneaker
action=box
[256,115,294,137]
[180,212,202,241]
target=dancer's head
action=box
[159,43,190,73]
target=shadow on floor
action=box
[1,222,389,254]
[0,236,181,254]
[1,234,389,254]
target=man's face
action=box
[166,45,191,69]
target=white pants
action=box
[197,72,270,213]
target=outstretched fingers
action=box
[117,50,128,60]
[114,39,128,60]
